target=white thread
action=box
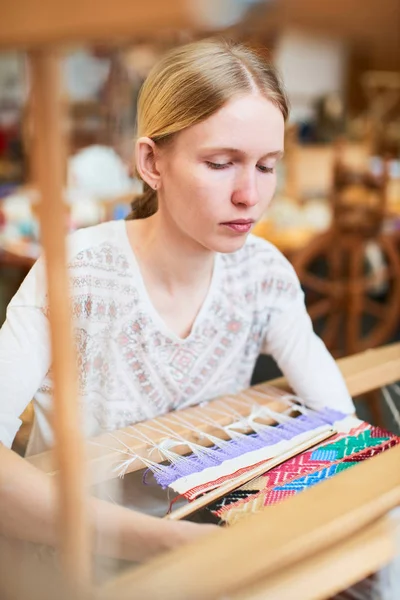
[391,383,400,395]
[162,413,231,450]
[190,407,249,441]
[138,420,216,459]
[382,386,400,432]
[378,507,400,600]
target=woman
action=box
[0,38,355,562]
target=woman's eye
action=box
[257,165,274,174]
[206,161,229,170]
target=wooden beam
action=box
[246,0,400,49]
[267,342,400,397]
[338,343,400,396]
[0,1,195,49]
[232,514,399,600]
[29,49,90,589]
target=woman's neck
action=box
[126,210,215,293]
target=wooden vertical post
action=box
[29,49,91,590]
[346,239,364,355]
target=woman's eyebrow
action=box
[200,147,284,159]
[262,150,285,159]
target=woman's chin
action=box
[208,233,250,254]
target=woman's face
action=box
[150,94,284,253]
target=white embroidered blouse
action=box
[0,220,355,455]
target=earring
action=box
[153,183,158,190]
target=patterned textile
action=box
[156,407,343,493]
[204,422,400,525]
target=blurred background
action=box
[0,0,399,447]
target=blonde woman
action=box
[0,39,355,562]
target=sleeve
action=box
[261,272,355,415]
[0,258,51,448]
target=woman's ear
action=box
[135,137,161,190]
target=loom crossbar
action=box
[232,514,400,600]
[0,1,196,48]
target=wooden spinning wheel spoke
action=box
[344,243,365,355]
[328,244,343,280]
[321,310,342,353]
[308,298,333,321]
[362,298,387,320]
[301,272,333,296]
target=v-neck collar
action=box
[119,220,221,343]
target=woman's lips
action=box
[220,220,254,233]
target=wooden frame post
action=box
[29,49,91,589]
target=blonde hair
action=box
[129,38,289,219]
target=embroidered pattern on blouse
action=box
[39,234,300,433]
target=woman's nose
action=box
[231,172,259,207]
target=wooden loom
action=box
[25,342,400,598]
[2,2,400,599]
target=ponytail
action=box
[126,182,158,220]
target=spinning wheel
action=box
[292,158,400,358]
[292,229,400,357]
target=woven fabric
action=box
[155,408,346,492]
[205,423,399,525]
